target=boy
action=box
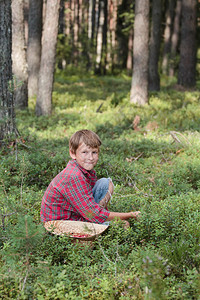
[41,130,140,226]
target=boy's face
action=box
[70,142,99,171]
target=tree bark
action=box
[116,0,130,69]
[107,0,117,71]
[24,0,29,45]
[0,0,16,141]
[95,0,105,74]
[70,0,75,63]
[178,0,197,87]
[74,0,79,64]
[102,0,108,74]
[87,0,96,69]
[92,0,96,41]
[169,0,182,77]
[27,0,43,98]
[148,0,163,91]
[126,28,133,73]
[161,0,176,75]
[35,0,60,116]
[88,0,93,39]
[12,0,28,108]
[57,0,66,70]
[130,0,150,105]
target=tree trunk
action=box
[24,0,29,45]
[116,0,130,69]
[95,0,105,74]
[169,0,182,77]
[95,0,100,39]
[126,28,133,74]
[70,0,75,63]
[0,0,16,141]
[57,0,66,70]
[12,0,28,108]
[88,0,93,39]
[161,0,176,75]
[35,0,60,116]
[74,0,79,64]
[130,0,150,105]
[92,0,96,41]
[148,0,163,91]
[65,0,70,36]
[178,0,197,87]
[102,0,108,74]
[27,0,43,98]
[107,0,117,71]
[87,0,96,69]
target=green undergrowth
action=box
[0,74,200,299]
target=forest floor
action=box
[1,73,200,299]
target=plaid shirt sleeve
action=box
[63,174,110,224]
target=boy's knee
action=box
[95,178,110,189]
[99,178,109,184]
[97,178,114,193]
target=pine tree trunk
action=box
[74,0,79,65]
[161,0,175,75]
[95,0,105,74]
[35,0,60,116]
[148,0,163,91]
[126,28,133,74]
[102,0,108,74]
[57,0,66,70]
[12,0,28,108]
[27,0,43,98]
[169,0,182,77]
[116,0,130,69]
[88,0,93,39]
[65,1,70,36]
[92,0,96,40]
[70,0,75,63]
[24,0,29,45]
[112,0,118,69]
[178,0,197,87]
[87,0,96,69]
[0,0,16,141]
[107,0,112,70]
[130,0,150,105]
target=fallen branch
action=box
[170,131,192,146]
[126,153,143,162]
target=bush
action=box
[1,74,200,298]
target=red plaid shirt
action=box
[40,160,110,223]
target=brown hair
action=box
[69,129,102,153]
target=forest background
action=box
[0,0,200,299]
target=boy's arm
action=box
[106,211,140,221]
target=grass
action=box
[0,73,200,299]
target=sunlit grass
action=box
[2,72,200,299]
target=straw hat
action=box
[44,220,109,241]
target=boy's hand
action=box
[130,211,141,220]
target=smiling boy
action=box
[41,130,140,225]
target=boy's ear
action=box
[69,149,76,159]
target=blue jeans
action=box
[92,178,112,226]
[92,178,111,203]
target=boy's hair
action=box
[69,130,102,153]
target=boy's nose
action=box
[88,152,93,159]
